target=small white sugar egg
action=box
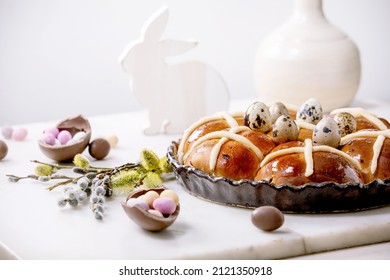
[72,131,86,141]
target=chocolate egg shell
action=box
[121,187,180,232]
[38,115,91,162]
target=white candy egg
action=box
[72,131,86,141]
[313,117,341,148]
[244,101,272,133]
[297,98,323,124]
[333,112,357,137]
[272,115,299,144]
[269,102,289,124]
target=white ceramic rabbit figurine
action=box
[119,6,230,135]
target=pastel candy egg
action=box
[12,128,28,141]
[251,206,284,232]
[313,117,341,148]
[143,190,160,208]
[269,102,289,124]
[333,112,357,137]
[297,98,323,125]
[72,131,86,141]
[147,209,164,218]
[65,139,76,146]
[152,197,177,216]
[57,130,72,145]
[160,189,179,205]
[106,134,119,148]
[244,101,272,133]
[44,127,59,138]
[41,133,56,145]
[126,198,149,210]
[1,126,13,139]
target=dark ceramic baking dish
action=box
[167,141,390,213]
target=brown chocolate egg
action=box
[89,138,110,160]
[0,140,8,160]
[121,188,180,232]
[38,115,91,162]
[251,206,284,231]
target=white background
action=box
[0,0,389,125]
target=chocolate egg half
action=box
[121,188,180,232]
[38,115,91,162]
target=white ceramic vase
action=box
[254,0,361,112]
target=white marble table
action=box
[1,98,390,260]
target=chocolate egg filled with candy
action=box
[121,187,180,232]
[38,115,91,162]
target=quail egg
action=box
[297,98,323,125]
[244,101,272,133]
[272,115,299,144]
[333,112,357,137]
[313,117,341,148]
[269,102,290,124]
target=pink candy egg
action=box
[12,128,28,141]
[41,133,56,145]
[44,127,60,138]
[66,139,77,145]
[57,130,72,145]
[152,197,177,215]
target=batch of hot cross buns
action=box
[176,99,390,187]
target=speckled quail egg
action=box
[244,101,272,133]
[269,102,290,124]
[272,115,299,144]
[333,112,357,137]
[296,98,323,124]
[313,117,341,148]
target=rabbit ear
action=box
[141,6,169,42]
[159,39,198,56]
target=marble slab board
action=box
[1,99,390,260]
